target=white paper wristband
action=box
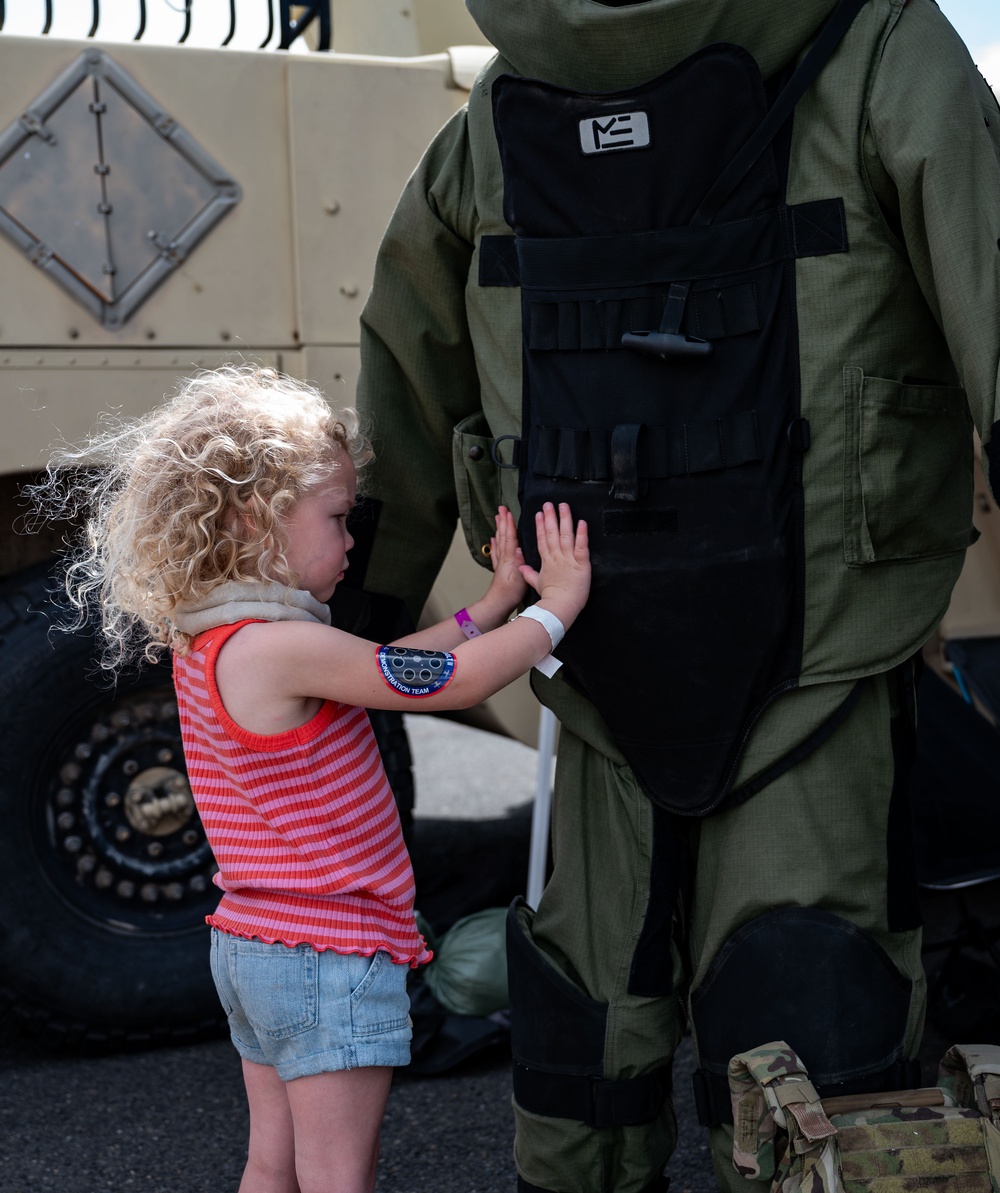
[516,606,566,652]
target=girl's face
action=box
[280,454,357,603]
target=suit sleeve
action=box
[864,0,1000,498]
[357,107,482,623]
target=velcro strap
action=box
[774,1079,822,1108]
[610,423,643,502]
[478,234,520,286]
[513,1062,672,1128]
[534,411,760,482]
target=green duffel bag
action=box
[728,1040,1000,1192]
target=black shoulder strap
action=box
[691,0,869,226]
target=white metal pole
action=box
[527,705,558,909]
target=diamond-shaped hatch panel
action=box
[0,50,241,327]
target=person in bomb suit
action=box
[354,0,1000,1188]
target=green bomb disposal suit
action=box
[356,1,1000,1189]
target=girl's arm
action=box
[390,506,527,651]
[218,503,589,722]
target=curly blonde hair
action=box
[28,364,371,671]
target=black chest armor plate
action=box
[487,39,853,815]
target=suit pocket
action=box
[842,367,976,566]
[453,410,500,569]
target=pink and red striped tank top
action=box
[172,620,429,966]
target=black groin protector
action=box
[491,46,848,815]
[689,907,915,1125]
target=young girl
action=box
[34,365,590,1193]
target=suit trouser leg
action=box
[511,669,925,1193]
[687,669,926,1190]
[511,724,683,1193]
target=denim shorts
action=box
[209,929,412,1080]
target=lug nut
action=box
[74,742,92,760]
[182,830,199,846]
[115,826,131,842]
[140,884,159,903]
[57,812,75,831]
[77,855,96,875]
[189,875,207,893]
[163,883,184,901]
[157,748,173,764]
[95,869,113,889]
[105,792,121,808]
[60,763,81,783]
[122,760,139,776]
[56,788,75,808]
[147,842,164,858]
[64,836,82,853]
[116,880,135,899]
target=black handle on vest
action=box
[621,330,712,359]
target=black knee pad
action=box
[506,898,670,1129]
[689,906,919,1125]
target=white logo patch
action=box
[579,111,650,155]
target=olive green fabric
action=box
[359,0,1000,717]
[513,672,923,1193]
[355,1,999,1189]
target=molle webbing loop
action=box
[533,412,761,485]
[510,200,847,291]
[528,281,761,350]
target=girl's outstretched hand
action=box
[519,502,590,625]
[484,506,529,610]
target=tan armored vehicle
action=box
[0,0,995,1051]
[0,0,520,1049]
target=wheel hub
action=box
[124,766,195,836]
[41,684,218,930]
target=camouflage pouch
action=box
[729,1040,1000,1192]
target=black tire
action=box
[0,565,416,1051]
[0,566,224,1050]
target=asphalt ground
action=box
[0,715,990,1192]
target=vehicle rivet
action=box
[164,883,184,901]
[324,199,341,215]
[147,842,164,858]
[105,792,121,808]
[115,826,131,842]
[95,869,113,889]
[68,328,79,339]
[122,759,139,776]
[57,812,75,831]
[157,748,173,764]
[57,788,75,807]
[64,836,82,853]
[220,330,231,341]
[140,884,159,903]
[182,830,199,846]
[145,330,156,340]
[116,881,136,899]
[339,284,359,299]
[189,875,207,893]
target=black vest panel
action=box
[490,46,848,815]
